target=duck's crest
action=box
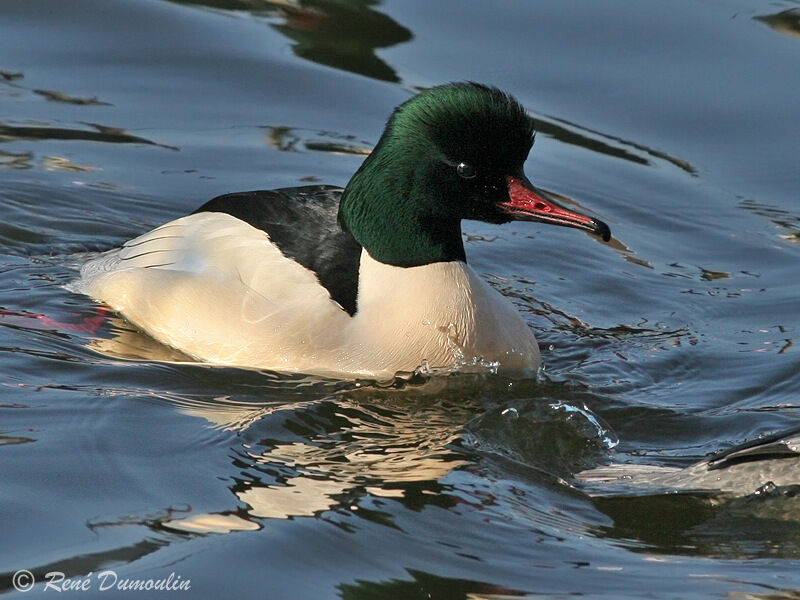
[387,82,535,164]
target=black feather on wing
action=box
[193,185,362,316]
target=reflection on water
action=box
[755,8,800,39]
[740,197,800,244]
[170,0,412,81]
[0,69,23,82]
[129,374,617,576]
[534,112,697,175]
[0,71,152,149]
[0,122,176,149]
[0,433,34,446]
[119,376,479,530]
[0,149,32,169]
[271,0,412,83]
[0,150,98,172]
[33,89,111,106]
[264,125,372,155]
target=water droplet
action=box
[754,481,777,495]
[549,401,619,449]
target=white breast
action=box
[76,213,540,379]
[341,253,541,377]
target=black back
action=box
[193,185,362,316]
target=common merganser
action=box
[77,83,611,379]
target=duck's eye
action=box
[456,162,476,179]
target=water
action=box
[1,0,799,597]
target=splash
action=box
[549,400,619,450]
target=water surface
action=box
[1,0,800,598]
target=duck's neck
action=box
[338,143,466,268]
[355,249,472,316]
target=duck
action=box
[77,83,611,380]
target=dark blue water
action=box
[2,0,799,597]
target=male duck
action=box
[78,83,611,379]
